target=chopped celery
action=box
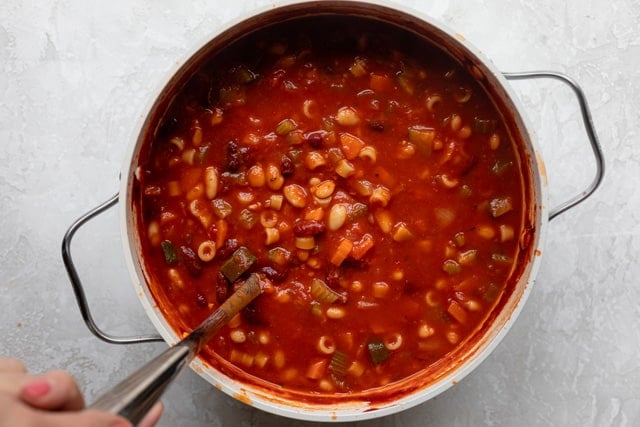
[453,232,466,247]
[310,302,323,317]
[396,73,415,95]
[238,209,257,230]
[491,159,513,176]
[489,197,514,218]
[442,259,462,275]
[491,253,513,264]
[220,246,256,282]
[211,199,232,219]
[483,282,501,302]
[275,118,298,135]
[329,351,349,376]
[408,125,435,156]
[267,247,291,266]
[310,278,343,304]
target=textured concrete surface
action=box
[0,0,637,425]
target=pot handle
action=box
[61,193,163,344]
[503,71,605,221]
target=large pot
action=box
[64,0,603,422]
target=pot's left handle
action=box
[61,193,163,345]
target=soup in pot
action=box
[134,17,529,400]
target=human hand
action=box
[0,357,163,427]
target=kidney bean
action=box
[281,155,295,176]
[218,238,240,259]
[325,266,341,288]
[367,120,385,132]
[215,272,229,304]
[195,292,208,308]
[293,220,326,236]
[180,245,203,277]
[304,130,326,149]
[257,265,288,283]
[226,140,242,172]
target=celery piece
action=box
[220,246,256,282]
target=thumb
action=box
[31,409,132,427]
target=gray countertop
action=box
[1,0,637,425]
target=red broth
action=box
[135,17,528,399]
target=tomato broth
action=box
[134,17,528,400]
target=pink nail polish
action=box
[22,380,51,398]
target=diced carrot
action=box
[370,73,394,93]
[339,132,366,160]
[373,166,397,188]
[447,301,468,324]
[402,298,421,319]
[306,358,328,380]
[454,276,479,293]
[374,209,393,233]
[304,207,324,221]
[338,332,354,351]
[215,219,228,249]
[370,321,387,334]
[330,238,354,266]
[351,234,374,260]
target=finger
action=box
[137,401,164,427]
[30,409,133,427]
[0,357,27,373]
[0,395,131,427]
[0,372,37,396]
[20,370,85,411]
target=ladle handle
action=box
[88,275,262,424]
[89,342,194,424]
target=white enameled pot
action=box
[64,0,603,422]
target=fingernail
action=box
[111,422,132,427]
[22,379,51,398]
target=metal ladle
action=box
[88,274,262,424]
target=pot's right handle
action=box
[61,193,163,345]
[503,71,605,221]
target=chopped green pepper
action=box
[367,338,390,365]
[160,240,178,265]
[232,65,258,84]
[473,117,496,134]
[220,246,256,283]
